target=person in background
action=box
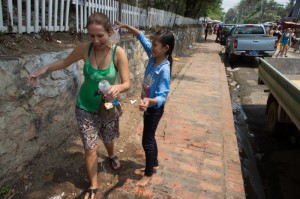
[290,29,297,49]
[292,32,300,53]
[116,21,174,187]
[273,26,282,40]
[276,28,292,57]
[267,26,274,36]
[215,25,222,42]
[213,24,218,34]
[273,26,283,57]
[283,28,293,57]
[205,24,210,41]
[30,12,130,199]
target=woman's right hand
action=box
[29,67,48,87]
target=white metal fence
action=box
[0,0,198,34]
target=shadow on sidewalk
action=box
[73,158,144,199]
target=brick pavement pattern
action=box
[110,40,246,199]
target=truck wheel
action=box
[267,100,280,134]
[258,77,264,85]
[254,57,260,66]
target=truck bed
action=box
[291,80,300,87]
[262,58,300,82]
[259,57,300,130]
[286,76,300,88]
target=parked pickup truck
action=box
[258,57,300,134]
[225,24,278,64]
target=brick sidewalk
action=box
[110,40,246,198]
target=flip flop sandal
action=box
[109,156,121,170]
[84,188,98,199]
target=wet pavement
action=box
[108,38,246,198]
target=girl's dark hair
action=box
[155,30,175,76]
[86,12,112,32]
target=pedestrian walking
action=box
[116,21,174,186]
[290,29,298,52]
[29,12,130,199]
[276,28,292,57]
[205,24,210,41]
[273,26,282,40]
[292,32,300,53]
[215,25,222,42]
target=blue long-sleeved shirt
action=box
[137,32,170,108]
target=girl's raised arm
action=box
[115,21,140,37]
[116,21,152,57]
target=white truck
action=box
[225,24,278,64]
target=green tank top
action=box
[76,43,118,113]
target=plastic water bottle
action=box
[98,80,121,112]
[98,80,111,95]
[110,24,120,44]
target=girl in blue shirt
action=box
[116,21,174,186]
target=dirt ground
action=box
[0,31,87,56]
[0,32,198,199]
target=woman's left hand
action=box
[105,85,120,101]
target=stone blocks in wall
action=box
[0,50,80,180]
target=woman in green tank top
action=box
[29,13,130,199]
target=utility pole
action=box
[118,0,122,22]
[260,0,266,23]
[291,0,300,18]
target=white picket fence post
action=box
[48,0,53,31]
[0,0,3,32]
[17,0,22,33]
[0,0,198,34]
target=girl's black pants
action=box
[142,105,164,176]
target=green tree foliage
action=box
[285,0,296,16]
[206,0,224,20]
[122,0,223,20]
[224,0,291,24]
[183,0,222,19]
[225,8,238,23]
[123,0,186,15]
